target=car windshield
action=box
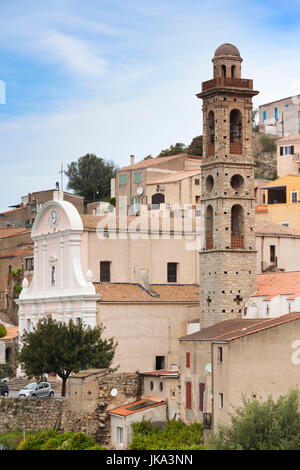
[24,383,37,390]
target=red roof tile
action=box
[254,271,300,300]
[0,326,18,341]
[119,154,187,171]
[108,398,166,417]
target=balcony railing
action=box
[293,153,300,162]
[231,236,244,248]
[202,77,253,92]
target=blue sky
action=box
[1,0,300,211]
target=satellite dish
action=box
[137,187,144,195]
[110,388,118,397]
[205,363,212,374]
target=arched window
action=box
[51,265,56,287]
[206,205,213,249]
[231,65,236,77]
[151,193,165,209]
[5,347,12,362]
[221,64,226,77]
[231,205,244,248]
[207,111,215,156]
[230,109,242,154]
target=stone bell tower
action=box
[197,43,259,329]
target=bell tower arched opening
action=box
[207,111,215,156]
[205,205,214,249]
[230,109,242,154]
[231,204,244,248]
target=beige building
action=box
[259,95,300,137]
[115,154,202,214]
[178,313,300,429]
[277,135,300,177]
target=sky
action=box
[1,0,300,211]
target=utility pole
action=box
[59,163,64,192]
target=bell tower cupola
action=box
[197,44,259,329]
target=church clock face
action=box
[49,209,58,227]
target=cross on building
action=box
[233,294,243,305]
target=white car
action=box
[18,381,54,398]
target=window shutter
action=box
[186,382,192,409]
[291,146,294,155]
[199,383,205,411]
[186,352,190,368]
[280,147,283,156]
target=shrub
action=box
[258,134,276,153]
[129,418,205,450]
[208,389,300,450]
[17,430,104,450]
[0,325,7,338]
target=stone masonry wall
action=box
[0,370,142,447]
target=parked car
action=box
[0,381,9,397]
[18,382,54,398]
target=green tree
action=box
[129,418,205,450]
[65,153,117,204]
[156,142,187,158]
[187,135,203,156]
[208,389,300,450]
[0,325,7,338]
[18,316,117,397]
[258,134,277,153]
[0,361,14,379]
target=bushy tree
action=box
[156,142,187,158]
[17,430,106,450]
[0,325,7,338]
[129,418,205,450]
[259,134,277,153]
[208,389,300,450]
[0,361,14,379]
[19,316,116,396]
[65,153,117,203]
[187,135,203,156]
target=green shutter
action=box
[120,174,127,186]
[134,172,141,183]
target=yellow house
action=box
[261,175,300,230]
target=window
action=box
[167,263,177,283]
[270,245,276,263]
[199,383,205,412]
[134,172,141,184]
[159,381,163,392]
[170,387,176,399]
[186,382,192,409]
[274,107,278,120]
[282,146,294,155]
[291,191,298,203]
[119,174,127,186]
[100,262,111,282]
[281,222,290,227]
[263,110,266,121]
[219,393,224,408]
[51,266,56,287]
[195,178,200,185]
[156,356,165,370]
[217,347,223,363]
[117,426,124,445]
[25,257,34,271]
[186,352,191,368]
[150,381,154,391]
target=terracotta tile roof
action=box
[253,271,300,301]
[94,283,199,303]
[255,205,268,213]
[0,248,33,259]
[179,312,300,342]
[0,228,31,239]
[0,207,26,216]
[277,135,300,143]
[108,398,166,417]
[255,221,300,236]
[147,169,201,185]
[141,369,179,377]
[119,154,187,171]
[0,326,19,341]
[80,214,201,233]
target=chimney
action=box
[130,155,135,166]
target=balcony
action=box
[231,236,244,248]
[202,77,253,92]
[292,153,300,162]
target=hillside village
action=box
[2,43,300,449]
